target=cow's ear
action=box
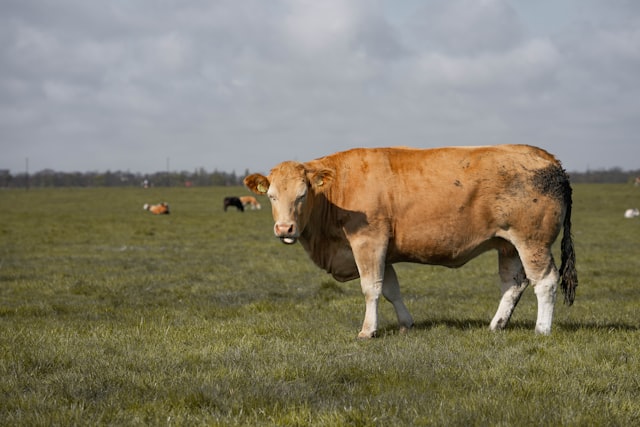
[244,174,270,195]
[308,168,335,193]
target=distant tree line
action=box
[567,168,640,184]
[0,167,638,188]
[0,168,252,188]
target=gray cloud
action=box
[1,0,639,174]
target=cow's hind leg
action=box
[530,263,558,335]
[515,244,559,335]
[382,265,414,333]
[490,245,529,331]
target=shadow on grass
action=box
[556,320,639,332]
[379,318,639,334]
[412,318,494,331]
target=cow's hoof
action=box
[489,318,508,331]
[357,330,377,339]
[399,325,411,335]
[535,326,551,336]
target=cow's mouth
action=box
[280,237,297,245]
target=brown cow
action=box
[240,195,262,210]
[143,202,170,215]
[244,145,578,339]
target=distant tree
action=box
[568,168,640,184]
[0,170,11,188]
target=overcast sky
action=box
[2,0,639,175]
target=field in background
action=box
[1,184,639,425]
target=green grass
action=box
[1,184,639,426]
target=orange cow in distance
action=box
[143,202,170,215]
[239,195,262,210]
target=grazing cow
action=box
[244,145,578,338]
[624,208,639,218]
[143,202,170,215]
[224,196,244,212]
[240,195,262,210]
[634,177,640,187]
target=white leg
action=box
[358,276,382,339]
[490,249,529,331]
[382,265,414,333]
[515,242,559,335]
[532,270,558,335]
[350,236,387,339]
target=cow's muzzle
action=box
[275,222,298,244]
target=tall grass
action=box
[1,184,639,426]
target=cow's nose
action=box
[274,222,296,236]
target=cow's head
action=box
[244,161,334,244]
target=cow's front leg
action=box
[358,276,383,339]
[350,235,388,339]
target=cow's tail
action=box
[559,177,578,306]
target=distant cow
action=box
[240,196,262,210]
[224,197,244,212]
[143,202,170,215]
[245,145,578,338]
[624,208,639,218]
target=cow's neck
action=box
[297,194,359,282]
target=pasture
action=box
[1,184,639,426]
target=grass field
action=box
[1,184,639,426]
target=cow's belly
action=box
[311,238,502,278]
[300,223,506,280]
[388,235,505,267]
